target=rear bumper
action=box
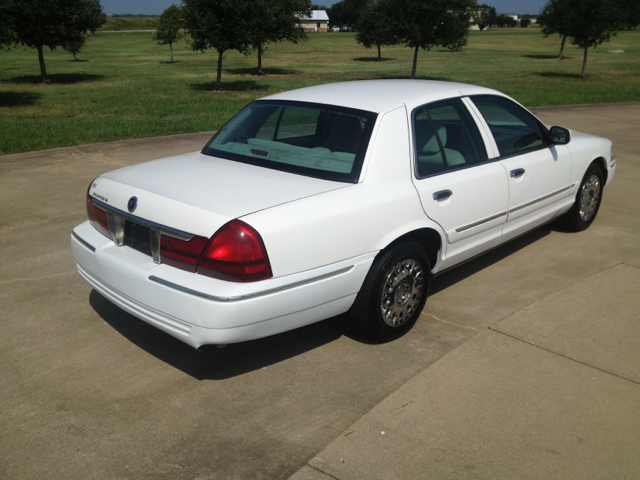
[72,221,375,348]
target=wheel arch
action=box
[378,227,443,272]
[590,157,608,185]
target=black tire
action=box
[562,163,604,232]
[349,242,430,342]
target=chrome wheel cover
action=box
[380,258,424,327]
[579,174,601,222]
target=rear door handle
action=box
[510,168,525,178]
[433,190,453,201]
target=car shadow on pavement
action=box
[90,290,347,380]
[90,222,562,379]
[430,224,552,295]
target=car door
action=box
[468,95,573,243]
[410,98,509,270]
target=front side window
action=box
[470,95,548,157]
[203,100,377,183]
[413,98,488,178]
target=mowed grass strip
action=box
[0,29,639,155]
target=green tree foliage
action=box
[617,0,640,29]
[9,0,106,83]
[356,0,394,60]
[182,0,253,90]
[538,0,573,59]
[327,0,370,29]
[245,0,311,75]
[474,4,497,31]
[388,0,475,79]
[154,4,183,63]
[0,0,16,49]
[520,17,532,28]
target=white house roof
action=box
[260,80,499,113]
[298,10,330,21]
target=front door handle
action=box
[510,168,525,178]
[433,190,453,201]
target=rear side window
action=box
[470,95,548,157]
[413,98,488,178]
[203,100,377,183]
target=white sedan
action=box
[71,80,616,348]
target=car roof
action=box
[260,80,498,113]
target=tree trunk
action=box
[170,42,174,63]
[73,52,77,61]
[411,46,419,79]
[216,49,224,91]
[37,45,49,83]
[581,46,589,79]
[377,43,381,60]
[257,46,264,75]
[558,34,566,60]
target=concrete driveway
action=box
[2,104,639,479]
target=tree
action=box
[474,4,497,31]
[327,0,370,30]
[520,17,532,28]
[10,0,106,83]
[154,4,183,63]
[389,0,475,79]
[538,0,573,59]
[356,0,394,60]
[494,14,518,28]
[245,0,311,75]
[182,0,252,91]
[565,0,623,78]
[65,35,84,61]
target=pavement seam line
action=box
[307,463,341,480]
[624,261,640,270]
[423,313,477,331]
[488,327,640,386]
[0,270,76,285]
[487,261,628,328]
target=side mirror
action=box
[549,126,571,145]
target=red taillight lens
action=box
[197,220,272,282]
[86,180,110,239]
[160,234,209,272]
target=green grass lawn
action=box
[1,28,639,155]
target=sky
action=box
[100,0,548,16]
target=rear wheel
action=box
[349,242,430,342]
[562,163,604,232]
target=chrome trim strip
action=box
[509,186,571,214]
[456,211,507,233]
[148,266,354,303]
[92,198,193,241]
[72,231,96,253]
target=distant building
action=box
[298,10,329,32]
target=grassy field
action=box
[1,28,639,155]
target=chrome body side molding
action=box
[72,231,96,253]
[149,266,354,303]
[456,211,508,233]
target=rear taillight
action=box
[86,180,110,239]
[160,235,209,272]
[196,220,272,282]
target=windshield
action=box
[202,100,377,183]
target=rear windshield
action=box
[202,100,377,183]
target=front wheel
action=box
[562,163,604,232]
[349,242,430,342]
